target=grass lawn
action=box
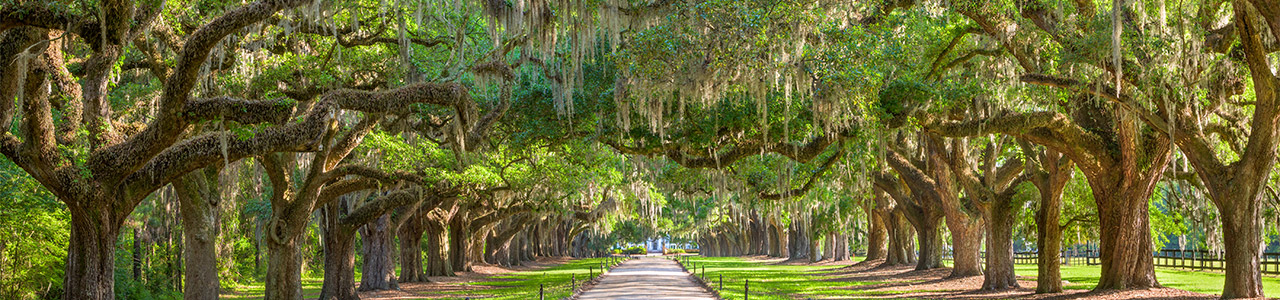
[215,256,1280,299]
[437,257,626,300]
[217,258,626,300]
[682,256,1280,299]
[1013,263,1280,297]
[219,277,324,299]
[678,256,889,300]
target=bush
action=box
[664,248,685,255]
[617,246,646,255]
[684,248,700,254]
[611,249,623,254]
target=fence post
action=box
[539,283,544,300]
[572,274,577,292]
[745,279,749,300]
[590,267,594,279]
[719,274,722,290]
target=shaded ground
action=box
[575,257,715,300]
[223,256,1278,299]
[682,256,1280,300]
[355,256,575,299]
[820,258,1254,300]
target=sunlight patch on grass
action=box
[680,256,905,300]
[218,278,323,299]
[1014,263,1280,297]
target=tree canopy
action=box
[3,0,1280,299]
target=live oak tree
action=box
[0,0,401,297]
[1023,144,1076,294]
[925,0,1280,296]
[873,167,944,270]
[944,135,1028,290]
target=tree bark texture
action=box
[425,219,453,276]
[982,194,1019,290]
[398,213,427,282]
[174,167,222,300]
[864,203,889,261]
[318,203,359,300]
[885,208,917,266]
[359,214,398,291]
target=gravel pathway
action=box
[576,257,716,300]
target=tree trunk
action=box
[749,212,768,255]
[64,205,120,300]
[318,204,359,300]
[174,168,222,300]
[788,223,810,260]
[398,215,427,282]
[865,208,888,261]
[426,219,453,276]
[768,222,784,257]
[133,228,142,282]
[724,233,738,257]
[1035,185,1065,294]
[885,209,916,266]
[809,233,822,263]
[264,237,303,300]
[947,217,984,277]
[465,225,490,266]
[448,216,473,272]
[908,212,943,270]
[1218,199,1265,299]
[982,194,1019,290]
[1031,149,1072,294]
[1091,183,1159,290]
[831,232,849,261]
[359,214,398,291]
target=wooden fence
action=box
[1006,249,1280,275]
[893,247,1280,275]
[1011,250,1097,266]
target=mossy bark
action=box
[398,215,428,282]
[359,214,398,291]
[174,167,223,300]
[426,219,454,276]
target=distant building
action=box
[647,237,667,253]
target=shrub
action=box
[684,248,700,254]
[664,248,685,255]
[612,246,646,255]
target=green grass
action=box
[216,258,625,300]
[678,256,892,300]
[684,256,1280,299]
[1013,263,1280,297]
[436,257,626,300]
[215,256,1280,299]
[218,277,323,299]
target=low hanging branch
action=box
[88,0,315,183]
[759,148,845,200]
[119,82,474,204]
[1018,73,1171,131]
[603,133,844,170]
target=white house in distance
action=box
[622,237,697,254]
[646,237,668,253]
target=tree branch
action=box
[183,97,295,124]
[603,134,842,169]
[1019,73,1172,132]
[339,187,425,232]
[89,0,312,183]
[759,148,843,200]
